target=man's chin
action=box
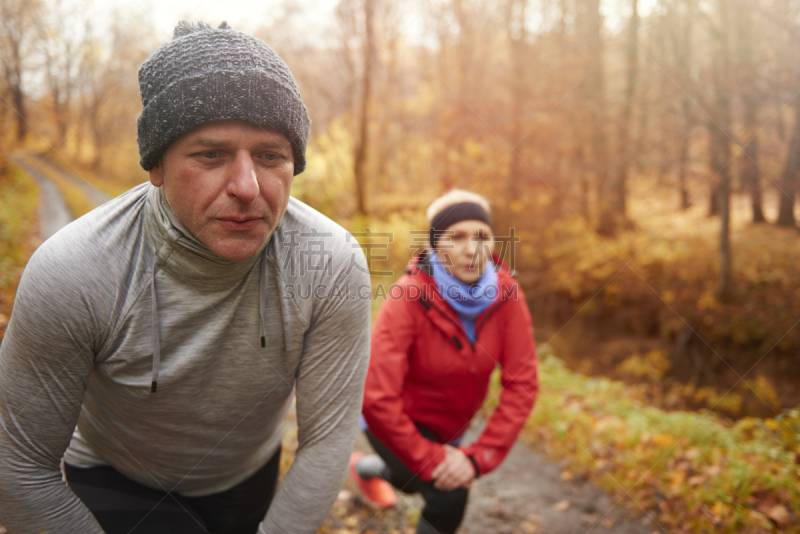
[207,235,271,262]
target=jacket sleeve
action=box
[258,240,370,534]
[0,248,105,534]
[461,286,538,476]
[361,287,446,483]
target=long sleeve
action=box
[0,248,105,534]
[461,287,538,476]
[258,243,371,534]
[362,292,446,483]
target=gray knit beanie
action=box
[137,21,310,174]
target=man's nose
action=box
[226,151,259,203]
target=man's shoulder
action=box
[24,183,151,289]
[280,197,349,237]
[272,197,367,283]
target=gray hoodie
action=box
[0,183,370,533]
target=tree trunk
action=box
[598,0,638,235]
[506,0,528,201]
[734,0,765,223]
[740,117,766,223]
[776,101,800,227]
[668,0,695,211]
[708,181,720,216]
[711,0,734,300]
[8,38,27,142]
[352,0,374,218]
[677,95,692,209]
[575,0,607,224]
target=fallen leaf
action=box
[711,500,731,521]
[337,490,352,502]
[581,513,600,525]
[488,506,511,519]
[687,475,705,487]
[685,447,701,460]
[344,515,358,527]
[765,504,791,526]
[561,470,574,481]
[552,500,570,512]
[704,464,721,477]
[518,519,541,533]
[601,517,615,528]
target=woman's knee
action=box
[420,487,469,533]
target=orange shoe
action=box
[349,452,397,508]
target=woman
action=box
[350,190,539,534]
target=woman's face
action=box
[436,219,495,284]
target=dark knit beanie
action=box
[136,21,310,174]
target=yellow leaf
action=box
[687,475,704,487]
[652,433,676,448]
[766,504,791,526]
[552,500,570,512]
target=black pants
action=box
[64,448,281,534]
[366,427,469,534]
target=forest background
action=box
[0,0,799,531]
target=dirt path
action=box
[9,152,111,243]
[8,154,73,241]
[327,419,658,534]
[30,153,111,206]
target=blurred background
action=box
[0,0,799,422]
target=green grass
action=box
[0,165,38,290]
[488,349,800,533]
[0,163,39,341]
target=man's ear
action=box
[149,159,164,187]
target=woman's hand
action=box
[431,445,476,491]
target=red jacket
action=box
[363,251,538,482]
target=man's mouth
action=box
[217,217,261,230]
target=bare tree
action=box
[665,0,696,210]
[574,0,608,223]
[733,0,766,223]
[0,0,41,141]
[708,0,734,299]
[505,0,529,200]
[598,0,639,235]
[352,0,374,218]
[39,0,82,148]
[776,99,799,227]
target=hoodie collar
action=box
[144,184,264,285]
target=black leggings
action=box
[64,448,281,534]
[365,427,469,534]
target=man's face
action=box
[149,120,295,261]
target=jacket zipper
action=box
[421,298,476,352]
[473,286,515,342]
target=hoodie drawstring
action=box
[151,262,161,393]
[150,251,267,393]
[259,252,266,347]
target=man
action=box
[0,21,370,534]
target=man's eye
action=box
[262,153,281,161]
[202,151,218,159]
